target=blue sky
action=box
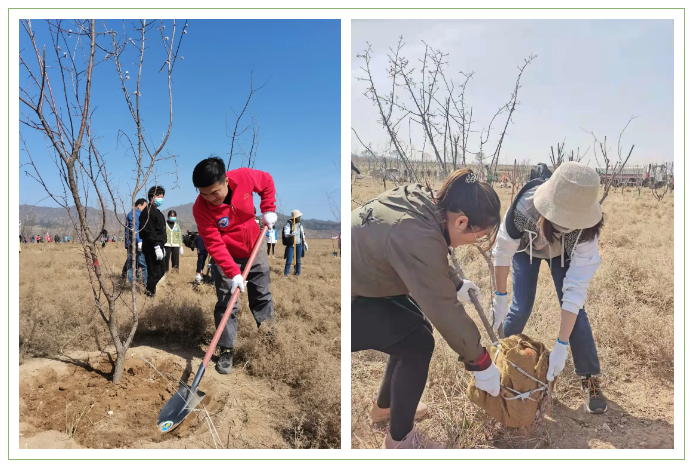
[19,19,341,221]
[351,19,673,168]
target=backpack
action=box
[282,220,293,246]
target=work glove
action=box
[262,212,277,229]
[154,245,164,260]
[547,339,569,382]
[491,292,510,333]
[180,246,184,256]
[457,280,480,305]
[473,361,501,397]
[230,274,247,294]
[304,242,308,251]
[195,273,203,283]
[137,241,142,252]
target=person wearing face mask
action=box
[492,161,606,414]
[121,198,148,284]
[139,185,167,297]
[351,168,503,449]
[164,210,184,274]
[192,157,277,375]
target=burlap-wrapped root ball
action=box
[467,334,551,428]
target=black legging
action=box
[352,295,435,441]
[196,251,208,274]
[266,242,275,256]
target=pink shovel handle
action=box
[202,225,268,368]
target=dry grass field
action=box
[18,238,341,449]
[351,174,674,449]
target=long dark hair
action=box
[436,168,501,251]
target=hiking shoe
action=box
[581,375,608,414]
[216,347,234,375]
[370,399,428,423]
[382,428,443,449]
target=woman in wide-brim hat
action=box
[491,161,607,414]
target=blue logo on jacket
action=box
[217,217,229,229]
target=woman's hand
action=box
[491,292,510,332]
[547,339,569,381]
[473,362,501,397]
[457,280,480,304]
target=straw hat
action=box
[533,161,602,230]
[291,209,303,218]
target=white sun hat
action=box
[533,161,602,230]
[291,209,303,218]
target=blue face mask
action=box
[154,198,163,207]
[169,217,176,222]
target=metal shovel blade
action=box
[157,381,206,433]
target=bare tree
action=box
[225,70,270,168]
[585,116,636,205]
[354,38,535,185]
[19,19,186,384]
[650,162,673,201]
[550,140,589,170]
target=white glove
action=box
[457,280,480,305]
[180,246,184,256]
[230,274,247,294]
[154,245,164,260]
[491,292,510,333]
[547,340,569,382]
[195,273,202,283]
[304,242,308,251]
[262,212,277,229]
[473,361,501,397]
[137,241,142,252]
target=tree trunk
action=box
[112,350,127,384]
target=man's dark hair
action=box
[135,198,147,207]
[192,157,227,188]
[147,186,165,200]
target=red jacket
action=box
[193,168,276,278]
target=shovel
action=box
[157,226,269,433]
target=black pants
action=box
[165,246,180,272]
[143,245,166,295]
[266,242,275,256]
[213,248,275,348]
[352,295,435,441]
[196,251,208,274]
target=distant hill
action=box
[19,202,340,239]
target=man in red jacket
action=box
[192,157,278,375]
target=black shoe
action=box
[581,375,608,414]
[216,347,234,375]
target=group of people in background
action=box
[19,233,71,244]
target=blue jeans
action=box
[284,244,303,276]
[122,249,148,284]
[503,252,601,376]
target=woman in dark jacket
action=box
[139,186,167,297]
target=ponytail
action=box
[436,168,501,251]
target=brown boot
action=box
[369,399,428,423]
[382,428,443,449]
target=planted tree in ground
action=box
[19,19,186,384]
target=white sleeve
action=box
[562,235,601,314]
[283,223,293,237]
[492,212,521,267]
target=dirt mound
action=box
[19,346,300,449]
[19,355,221,448]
